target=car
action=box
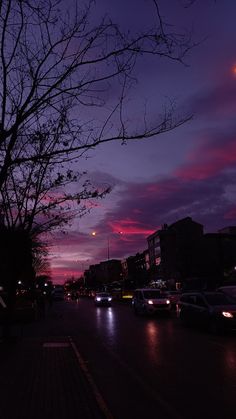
[52,287,64,301]
[162,290,181,308]
[94,292,112,306]
[177,291,236,333]
[217,286,236,302]
[132,288,171,315]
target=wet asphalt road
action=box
[22,298,236,419]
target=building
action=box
[84,259,122,289]
[147,217,204,285]
[199,228,236,284]
[121,250,149,288]
[218,226,236,235]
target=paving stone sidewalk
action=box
[0,336,105,419]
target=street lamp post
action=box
[107,236,110,260]
[92,231,123,261]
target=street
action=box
[20,298,236,419]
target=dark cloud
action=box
[189,79,236,120]
[91,167,236,259]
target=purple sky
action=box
[50,0,236,283]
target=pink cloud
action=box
[175,136,236,181]
[146,180,181,196]
[108,219,155,237]
[224,207,236,220]
[51,267,83,283]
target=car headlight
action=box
[166,299,170,305]
[108,297,112,301]
[96,297,101,302]
[148,300,153,305]
[222,311,233,318]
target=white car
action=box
[94,292,112,306]
[132,288,171,315]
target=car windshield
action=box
[219,287,236,297]
[161,291,178,296]
[205,293,233,305]
[143,290,162,299]
[97,293,110,297]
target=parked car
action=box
[162,290,181,308]
[94,292,112,306]
[217,286,236,302]
[132,288,171,315]
[177,291,236,333]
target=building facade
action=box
[147,217,204,285]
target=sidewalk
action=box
[0,335,107,419]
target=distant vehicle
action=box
[94,292,112,306]
[177,291,236,333]
[217,286,236,302]
[52,287,64,301]
[132,288,171,315]
[66,291,77,300]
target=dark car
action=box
[217,286,236,302]
[162,290,181,309]
[94,292,112,306]
[177,291,236,333]
[52,287,64,301]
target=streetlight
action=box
[91,231,123,260]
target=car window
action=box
[195,296,207,307]
[179,295,191,303]
[143,290,161,299]
[218,287,236,298]
[188,295,197,304]
[204,293,233,305]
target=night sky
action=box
[50,0,236,283]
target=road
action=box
[22,298,236,419]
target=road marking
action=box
[68,336,114,419]
[43,342,70,348]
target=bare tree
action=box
[0,121,111,234]
[0,0,194,192]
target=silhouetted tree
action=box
[0,147,111,234]
[0,0,194,191]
